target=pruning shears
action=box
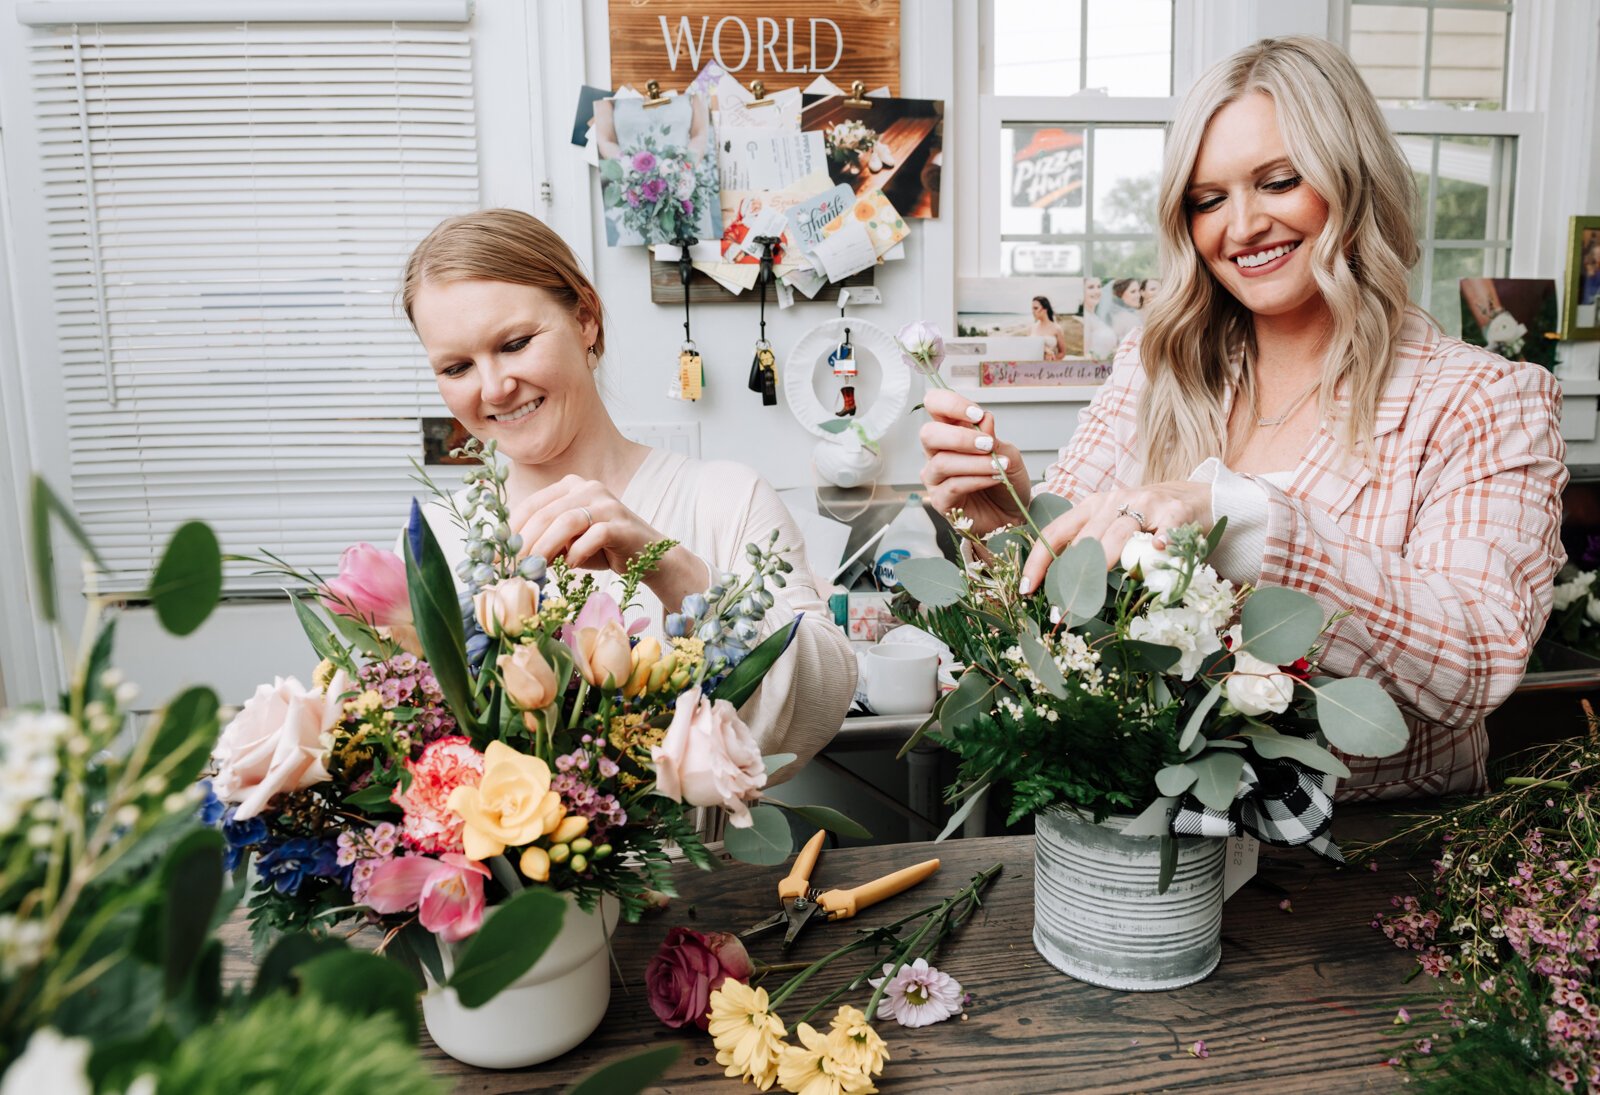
[738,830,941,948]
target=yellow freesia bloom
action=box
[447,740,566,860]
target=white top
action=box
[423,449,858,780]
[1190,459,1293,584]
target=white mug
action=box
[863,645,938,715]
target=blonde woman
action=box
[918,37,1565,799]
[402,209,855,781]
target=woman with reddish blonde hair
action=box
[402,209,855,782]
[919,37,1565,799]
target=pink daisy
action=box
[390,735,483,853]
[869,958,962,1028]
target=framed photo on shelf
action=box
[1563,215,1600,340]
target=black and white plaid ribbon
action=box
[1170,756,1343,863]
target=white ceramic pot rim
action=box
[430,890,618,990]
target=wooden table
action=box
[223,810,1433,1093]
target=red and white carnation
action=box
[391,735,483,853]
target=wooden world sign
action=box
[608,0,900,96]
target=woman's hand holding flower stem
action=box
[919,390,1033,536]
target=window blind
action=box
[28,20,479,594]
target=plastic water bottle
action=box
[874,494,943,588]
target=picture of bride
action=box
[1031,296,1069,361]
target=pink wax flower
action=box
[364,853,490,943]
[392,736,484,854]
[321,543,410,627]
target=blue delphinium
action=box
[256,837,343,896]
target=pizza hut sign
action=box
[1010,127,1085,210]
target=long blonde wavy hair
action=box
[1137,36,1419,483]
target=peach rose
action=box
[211,669,354,820]
[651,687,767,827]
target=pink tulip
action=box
[321,544,412,628]
[364,853,490,943]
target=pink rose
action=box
[321,544,412,628]
[647,927,754,1030]
[211,669,354,821]
[651,687,766,827]
[364,853,490,943]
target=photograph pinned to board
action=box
[1459,278,1560,368]
[571,85,611,147]
[957,277,1086,360]
[800,93,943,218]
[594,94,722,246]
[1563,216,1600,340]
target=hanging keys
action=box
[748,340,777,406]
[829,326,857,377]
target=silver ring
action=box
[579,505,595,528]
[1117,504,1150,531]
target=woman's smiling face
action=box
[1185,91,1331,322]
[412,278,602,467]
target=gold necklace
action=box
[1253,376,1321,428]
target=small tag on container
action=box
[1223,834,1259,901]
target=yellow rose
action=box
[577,621,633,689]
[498,643,559,711]
[474,577,540,639]
[447,741,567,860]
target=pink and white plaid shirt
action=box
[1039,308,1567,800]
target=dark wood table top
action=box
[222,809,1433,1093]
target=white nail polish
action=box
[965,405,984,423]
[997,455,1010,470]
[1018,576,1033,596]
[974,434,994,453]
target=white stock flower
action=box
[1127,605,1221,680]
[1119,532,1169,579]
[1553,570,1596,611]
[0,711,72,833]
[1180,564,1238,632]
[1587,595,1600,626]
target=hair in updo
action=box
[402,208,607,358]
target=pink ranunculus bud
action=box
[210,669,354,820]
[321,543,412,628]
[646,927,755,1030]
[364,852,491,943]
[651,687,767,827]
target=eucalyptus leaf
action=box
[941,669,1002,733]
[763,753,799,776]
[1155,763,1199,797]
[986,530,1029,561]
[779,803,872,840]
[251,934,348,1001]
[570,1046,682,1095]
[723,803,794,865]
[148,686,220,792]
[159,829,224,1000]
[296,951,419,1043]
[1242,729,1352,777]
[935,776,992,842]
[446,887,566,1008]
[1019,621,1068,699]
[894,556,968,609]
[1027,492,1071,529]
[895,698,945,760]
[1313,676,1409,757]
[1238,587,1324,664]
[817,419,852,435]
[1102,639,1181,675]
[1188,750,1247,812]
[1178,682,1224,751]
[1044,538,1107,624]
[147,521,223,637]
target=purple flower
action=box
[868,958,962,1027]
[631,150,657,174]
[680,198,694,217]
[626,188,641,209]
[643,177,668,202]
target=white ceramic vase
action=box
[422,893,618,1069]
[1032,806,1225,991]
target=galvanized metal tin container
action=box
[1033,806,1225,991]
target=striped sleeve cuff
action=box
[1189,457,1269,586]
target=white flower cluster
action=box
[0,711,72,833]
[0,913,48,979]
[1120,534,1240,682]
[1553,568,1600,624]
[1002,631,1106,699]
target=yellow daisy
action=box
[826,1006,890,1077]
[708,981,786,1091]
[776,1022,877,1095]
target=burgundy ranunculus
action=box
[645,927,753,1030]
